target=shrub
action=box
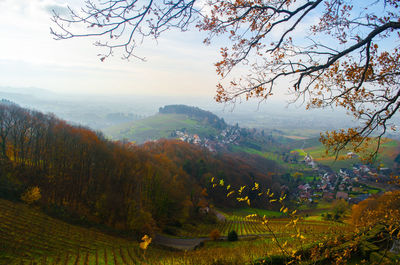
[227,230,238,241]
[209,228,221,241]
[21,186,41,204]
[163,226,179,236]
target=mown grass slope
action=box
[104,114,220,143]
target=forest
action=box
[1,0,400,264]
[0,101,286,237]
[1,100,399,264]
[159,105,227,130]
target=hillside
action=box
[104,104,289,157]
[159,105,227,129]
[0,102,289,238]
[0,198,140,264]
[1,104,399,265]
[104,104,229,144]
[288,137,400,170]
[0,198,355,265]
[104,113,221,143]
[2,193,398,265]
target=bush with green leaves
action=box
[228,230,238,241]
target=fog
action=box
[2,86,398,139]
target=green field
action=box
[104,114,219,143]
[230,145,310,172]
[291,149,307,156]
[309,139,399,170]
[285,137,400,170]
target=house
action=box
[349,193,369,204]
[193,134,201,144]
[360,165,370,173]
[323,191,334,201]
[347,152,358,158]
[298,183,311,192]
[336,191,349,200]
[199,206,210,214]
[300,191,311,200]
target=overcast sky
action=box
[0,0,227,98]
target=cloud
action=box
[44,4,69,16]
[0,0,219,97]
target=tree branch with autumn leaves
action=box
[51,0,400,159]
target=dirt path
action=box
[212,209,227,222]
[153,210,228,250]
[154,233,274,250]
[154,234,209,250]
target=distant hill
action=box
[0,102,288,238]
[104,113,220,143]
[104,105,227,143]
[0,98,18,106]
[104,104,288,156]
[159,105,227,130]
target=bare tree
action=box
[51,0,198,60]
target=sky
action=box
[0,0,330,104]
[1,0,398,134]
[1,0,393,110]
[0,0,224,97]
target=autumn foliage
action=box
[209,228,221,241]
[20,186,42,205]
[0,102,285,235]
[0,103,198,234]
[200,1,399,159]
[352,190,400,232]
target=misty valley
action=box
[1,0,400,264]
[0,96,399,264]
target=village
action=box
[296,153,395,205]
[174,125,242,152]
[173,127,398,207]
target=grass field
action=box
[291,149,307,156]
[104,114,219,143]
[230,145,310,172]
[287,137,400,170]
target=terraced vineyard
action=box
[0,198,154,264]
[0,199,351,264]
[174,214,350,238]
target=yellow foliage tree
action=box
[352,191,400,230]
[139,235,152,250]
[21,186,41,204]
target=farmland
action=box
[303,138,400,170]
[229,145,310,172]
[0,198,351,264]
[174,215,343,238]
